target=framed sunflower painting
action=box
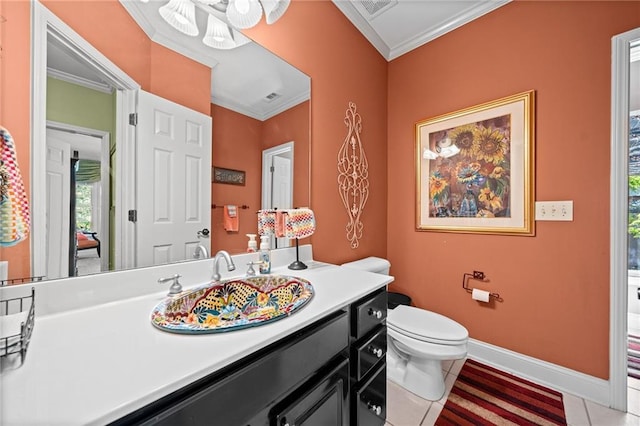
[416,91,535,235]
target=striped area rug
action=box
[630,334,640,380]
[436,359,567,425]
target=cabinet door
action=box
[354,363,386,426]
[272,357,349,426]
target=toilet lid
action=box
[387,305,468,345]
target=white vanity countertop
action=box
[0,261,392,425]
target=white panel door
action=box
[45,130,71,280]
[136,91,212,267]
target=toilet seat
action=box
[388,327,468,360]
[387,305,468,345]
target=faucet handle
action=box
[158,274,182,296]
[246,261,258,277]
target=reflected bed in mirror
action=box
[0,0,310,286]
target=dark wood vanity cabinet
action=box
[349,288,387,426]
[112,288,387,426]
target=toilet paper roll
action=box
[472,288,490,303]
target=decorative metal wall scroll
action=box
[338,102,369,249]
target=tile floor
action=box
[385,358,640,426]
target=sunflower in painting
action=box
[473,126,508,165]
[448,124,476,157]
[429,173,448,199]
[455,162,482,184]
[478,187,503,212]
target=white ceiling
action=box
[332,0,511,61]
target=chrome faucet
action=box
[193,244,209,259]
[193,229,210,259]
[212,250,236,282]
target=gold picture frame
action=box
[416,91,535,235]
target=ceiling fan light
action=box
[203,14,237,50]
[260,0,290,24]
[226,0,263,29]
[159,0,199,36]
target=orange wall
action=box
[387,1,640,379]
[263,100,310,209]
[245,0,389,264]
[0,0,31,281]
[42,0,211,115]
[210,101,310,254]
[210,104,262,254]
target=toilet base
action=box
[388,345,462,401]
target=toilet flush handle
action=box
[368,307,383,319]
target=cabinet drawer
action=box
[353,327,386,381]
[351,290,387,340]
[354,363,386,426]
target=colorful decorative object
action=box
[0,126,30,247]
[416,91,535,235]
[338,102,369,248]
[151,275,314,334]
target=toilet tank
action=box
[341,257,390,275]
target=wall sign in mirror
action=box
[213,167,246,186]
[1,1,310,286]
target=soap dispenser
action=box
[246,234,257,253]
[259,235,271,274]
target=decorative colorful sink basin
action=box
[151,275,314,334]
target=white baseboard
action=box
[467,338,610,407]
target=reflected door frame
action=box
[31,2,141,278]
[46,123,111,275]
[262,141,294,249]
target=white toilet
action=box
[342,257,468,401]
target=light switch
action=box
[535,201,573,221]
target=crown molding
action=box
[47,67,114,94]
[212,90,310,121]
[330,0,390,60]
[388,1,511,61]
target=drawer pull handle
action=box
[368,346,383,358]
[367,401,382,416]
[368,308,383,319]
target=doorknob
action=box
[197,229,210,238]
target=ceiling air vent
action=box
[264,92,281,102]
[354,0,398,20]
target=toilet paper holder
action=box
[462,271,502,302]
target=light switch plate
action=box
[535,201,573,221]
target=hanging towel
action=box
[285,208,316,239]
[275,210,287,238]
[224,205,239,232]
[0,126,30,247]
[257,209,276,235]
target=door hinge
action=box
[129,113,138,126]
[128,209,137,223]
[270,165,275,172]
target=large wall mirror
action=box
[4,0,310,286]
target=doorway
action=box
[45,124,110,279]
[262,141,294,249]
[31,2,139,278]
[611,27,640,412]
